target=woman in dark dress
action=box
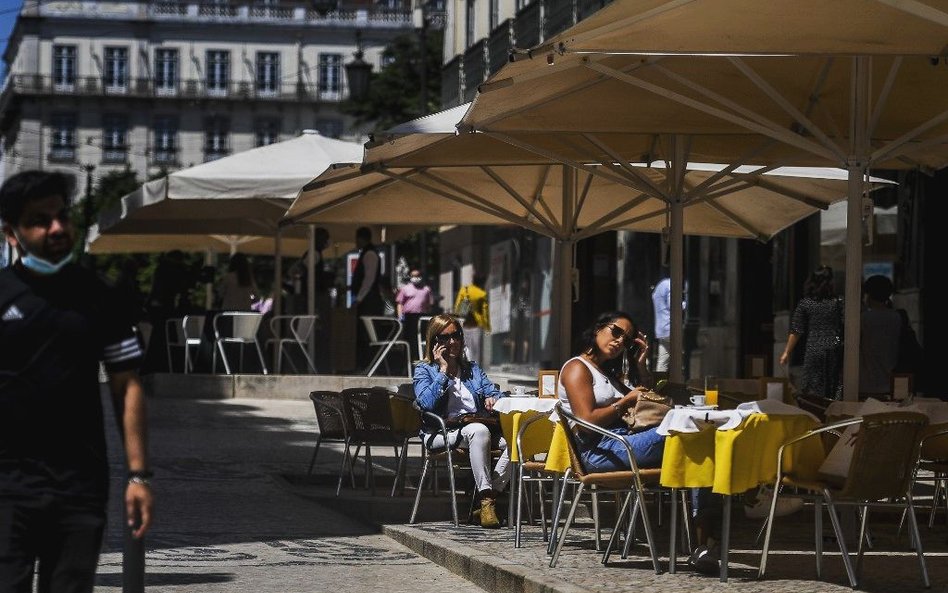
[779,266,843,399]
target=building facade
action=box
[0,0,419,185]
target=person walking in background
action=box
[455,272,490,363]
[779,265,844,400]
[351,226,383,371]
[650,267,686,373]
[396,268,434,359]
[218,253,257,311]
[0,170,153,592]
[859,274,902,398]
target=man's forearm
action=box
[110,371,149,472]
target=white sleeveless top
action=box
[557,356,624,417]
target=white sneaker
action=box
[744,486,804,519]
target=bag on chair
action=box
[622,390,674,433]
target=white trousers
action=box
[655,338,671,372]
[426,422,510,493]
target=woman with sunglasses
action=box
[413,313,510,528]
[558,311,664,472]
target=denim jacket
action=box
[413,361,503,434]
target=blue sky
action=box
[0,1,24,79]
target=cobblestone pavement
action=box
[93,394,948,593]
[95,396,485,593]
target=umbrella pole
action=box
[555,166,576,365]
[307,225,317,366]
[204,249,215,311]
[669,137,686,384]
[273,226,283,372]
[843,57,870,402]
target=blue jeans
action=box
[580,426,666,471]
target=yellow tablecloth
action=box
[389,396,421,434]
[544,423,571,474]
[660,413,825,495]
[498,409,555,463]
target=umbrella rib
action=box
[585,60,840,163]
[868,57,902,139]
[484,130,662,195]
[726,173,833,210]
[703,200,769,241]
[551,133,670,197]
[874,0,948,26]
[572,171,595,231]
[478,165,559,231]
[284,173,405,224]
[879,133,948,165]
[577,190,656,238]
[410,169,559,237]
[581,133,668,198]
[687,145,779,196]
[727,57,847,162]
[472,54,655,130]
[871,109,948,164]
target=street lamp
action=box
[344,31,372,102]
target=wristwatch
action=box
[127,470,153,486]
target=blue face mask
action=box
[12,231,73,275]
[20,251,73,275]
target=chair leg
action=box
[538,480,549,543]
[906,492,931,588]
[508,461,519,532]
[824,491,858,588]
[602,491,633,565]
[639,490,662,575]
[445,450,459,527]
[548,472,570,556]
[550,483,586,568]
[391,439,409,498]
[410,457,431,524]
[515,463,526,547]
[591,490,601,552]
[815,497,823,579]
[335,439,351,497]
[297,342,317,374]
[254,340,268,374]
[621,494,640,560]
[216,340,232,374]
[307,435,322,475]
[758,482,785,580]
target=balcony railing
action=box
[462,40,487,103]
[441,55,461,109]
[487,19,514,76]
[152,149,179,166]
[544,0,574,39]
[513,2,542,50]
[20,1,422,29]
[48,146,76,162]
[5,75,349,102]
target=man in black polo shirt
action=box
[0,170,153,593]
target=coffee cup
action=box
[690,394,707,407]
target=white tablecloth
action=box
[826,398,948,424]
[493,397,558,415]
[657,399,819,435]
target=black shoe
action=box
[689,543,720,575]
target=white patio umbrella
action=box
[462,1,947,397]
[286,105,888,365]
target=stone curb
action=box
[384,524,593,593]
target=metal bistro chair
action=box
[361,316,411,377]
[513,410,558,548]
[550,402,662,572]
[339,387,416,497]
[266,314,318,374]
[212,311,268,375]
[759,412,930,589]
[919,424,948,529]
[307,390,356,496]
[165,315,205,373]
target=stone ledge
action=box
[141,372,414,400]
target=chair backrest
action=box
[309,390,348,440]
[839,411,928,500]
[165,317,185,346]
[360,316,402,344]
[553,402,590,479]
[182,315,205,341]
[214,311,264,341]
[291,315,318,342]
[341,387,399,445]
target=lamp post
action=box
[344,30,372,102]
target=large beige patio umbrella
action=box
[462,1,947,397]
[286,105,886,365]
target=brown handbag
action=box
[622,390,674,433]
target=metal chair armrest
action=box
[556,402,641,473]
[516,410,552,463]
[774,416,864,486]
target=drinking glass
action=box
[704,376,719,407]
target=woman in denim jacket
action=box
[414,313,510,528]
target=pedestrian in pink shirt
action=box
[396,269,434,359]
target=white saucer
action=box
[508,393,536,398]
[689,405,718,411]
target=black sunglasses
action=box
[605,323,636,349]
[434,330,464,345]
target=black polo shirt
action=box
[0,262,143,502]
